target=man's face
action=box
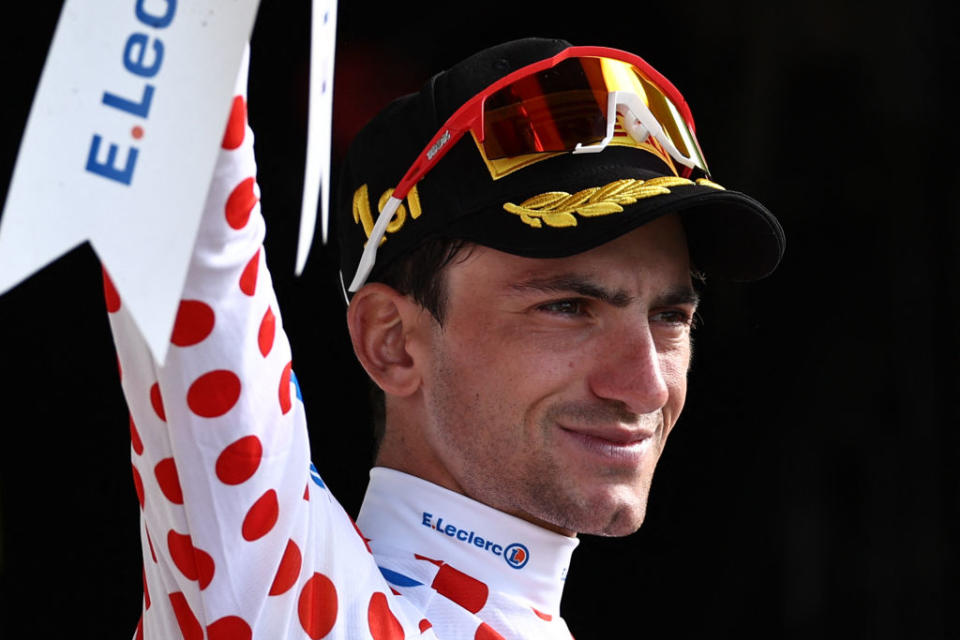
[408,213,697,537]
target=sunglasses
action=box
[348,46,709,291]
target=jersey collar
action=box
[357,467,579,613]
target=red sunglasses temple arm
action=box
[392,101,484,200]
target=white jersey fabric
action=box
[107,61,579,640]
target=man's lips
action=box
[562,425,655,444]
[557,424,657,462]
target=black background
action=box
[1,1,957,638]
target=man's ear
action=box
[346,283,425,397]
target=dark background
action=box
[1,1,956,637]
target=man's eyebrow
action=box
[509,275,633,306]
[509,274,700,310]
[657,287,701,310]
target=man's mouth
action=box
[557,424,657,463]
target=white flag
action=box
[0,0,260,364]
[296,0,339,274]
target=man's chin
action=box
[534,488,650,537]
[578,503,648,537]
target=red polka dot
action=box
[222,95,246,150]
[532,608,552,621]
[131,464,144,509]
[258,307,276,357]
[150,383,166,422]
[269,539,302,596]
[171,300,215,347]
[215,435,262,485]
[368,592,404,640]
[132,125,144,139]
[226,177,258,230]
[167,530,216,590]
[279,361,293,415]
[304,484,310,501]
[208,616,252,640]
[146,525,157,563]
[242,489,279,541]
[167,531,197,578]
[187,370,242,418]
[129,414,143,456]
[196,553,215,590]
[431,564,488,614]
[169,592,203,640]
[297,573,338,639]
[475,623,506,640]
[419,619,432,633]
[102,266,121,312]
[155,457,184,504]
[143,566,151,609]
[239,249,260,296]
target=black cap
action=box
[335,38,784,290]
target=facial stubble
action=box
[426,337,661,537]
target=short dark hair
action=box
[367,235,474,449]
[373,234,474,323]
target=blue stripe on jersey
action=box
[291,370,303,401]
[378,566,423,587]
[309,462,325,488]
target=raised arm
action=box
[105,52,407,640]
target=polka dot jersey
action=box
[107,57,580,640]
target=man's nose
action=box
[587,320,670,415]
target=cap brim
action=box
[447,154,784,281]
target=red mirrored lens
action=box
[478,55,706,176]
[482,57,609,159]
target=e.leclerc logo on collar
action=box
[422,512,530,570]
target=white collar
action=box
[356,467,579,613]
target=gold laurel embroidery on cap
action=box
[353,184,422,246]
[503,177,722,229]
[695,177,725,190]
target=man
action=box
[109,38,783,639]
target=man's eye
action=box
[538,299,586,316]
[652,309,693,326]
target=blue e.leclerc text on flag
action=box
[85,0,177,186]
[0,0,261,365]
